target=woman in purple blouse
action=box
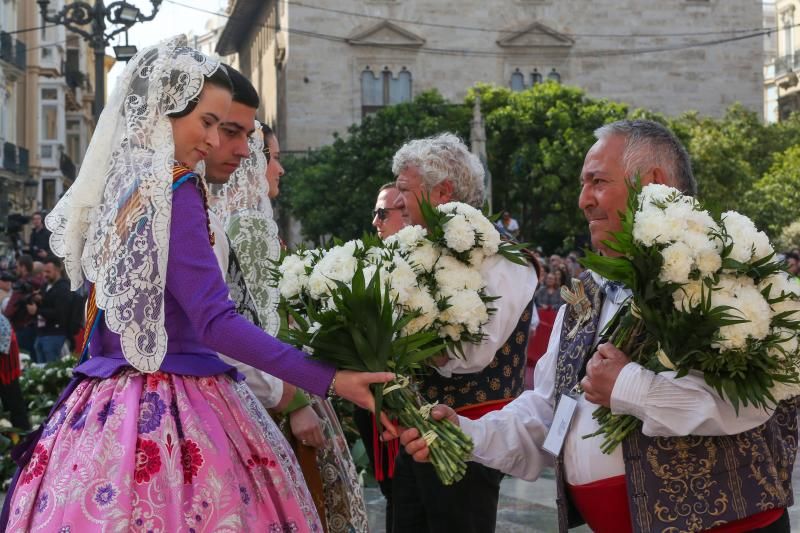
[1,37,392,532]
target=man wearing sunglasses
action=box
[372,183,406,239]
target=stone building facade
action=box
[765,0,800,122]
[217,0,763,153]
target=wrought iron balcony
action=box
[0,31,27,71]
[1,143,31,176]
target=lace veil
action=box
[45,35,222,372]
[212,122,282,335]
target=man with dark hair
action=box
[28,212,51,259]
[3,255,41,355]
[204,64,260,184]
[785,251,799,277]
[371,182,405,240]
[29,256,70,363]
[204,66,302,413]
[400,120,793,533]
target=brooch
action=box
[561,278,593,340]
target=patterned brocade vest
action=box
[420,299,534,410]
[553,271,798,533]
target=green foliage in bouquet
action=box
[280,266,473,485]
[580,180,800,453]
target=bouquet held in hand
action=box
[583,182,800,453]
[273,200,527,484]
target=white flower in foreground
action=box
[672,279,705,312]
[407,241,441,272]
[694,247,723,276]
[440,289,488,335]
[638,183,678,206]
[659,241,693,284]
[439,323,464,341]
[401,288,439,335]
[387,256,419,302]
[722,211,774,264]
[711,276,772,351]
[443,214,476,253]
[390,225,427,250]
[632,204,670,246]
[758,272,800,320]
[435,255,485,293]
[307,247,358,299]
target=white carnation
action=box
[758,272,800,320]
[632,204,670,246]
[391,225,427,250]
[435,255,485,293]
[659,241,693,284]
[439,323,464,341]
[712,276,772,351]
[695,247,722,276]
[387,256,419,302]
[722,211,774,263]
[307,246,358,299]
[443,214,476,253]
[639,183,678,206]
[401,287,439,335]
[407,241,441,272]
[440,289,488,335]
[672,279,705,311]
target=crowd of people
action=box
[0,34,797,533]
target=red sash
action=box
[456,398,514,420]
[567,475,783,533]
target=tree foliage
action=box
[281,91,470,244]
[280,83,800,251]
[743,144,800,237]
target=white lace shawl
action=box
[45,35,221,372]
[211,123,282,336]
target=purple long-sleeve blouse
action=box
[75,178,336,397]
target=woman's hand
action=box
[333,370,398,437]
[290,406,325,448]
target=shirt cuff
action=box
[610,362,654,419]
[457,415,481,458]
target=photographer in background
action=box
[27,256,70,363]
[2,255,41,357]
[28,212,52,259]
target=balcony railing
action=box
[1,143,31,176]
[775,53,800,76]
[0,31,27,71]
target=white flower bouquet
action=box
[272,200,527,483]
[583,182,800,453]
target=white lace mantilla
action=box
[45,35,221,372]
[212,123,282,336]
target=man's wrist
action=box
[282,389,311,415]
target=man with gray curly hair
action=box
[391,132,538,533]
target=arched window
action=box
[531,68,543,85]
[510,68,525,91]
[361,66,413,116]
[389,67,412,104]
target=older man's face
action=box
[578,135,667,256]
[394,165,453,228]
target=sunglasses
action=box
[372,207,399,221]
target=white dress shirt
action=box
[210,212,284,409]
[460,272,774,485]
[436,255,537,377]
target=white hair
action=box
[392,132,485,207]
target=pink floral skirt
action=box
[5,370,321,532]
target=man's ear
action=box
[649,166,670,187]
[434,180,454,203]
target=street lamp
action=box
[37,0,162,122]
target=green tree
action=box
[281,91,470,244]
[467,82,628,252]
[743,144,800,237]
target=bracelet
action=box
[282,389,311,415]
[326,372,338,399]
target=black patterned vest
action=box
[225,239,261,327]
[420,298,533,410]
[553,270,798,533]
